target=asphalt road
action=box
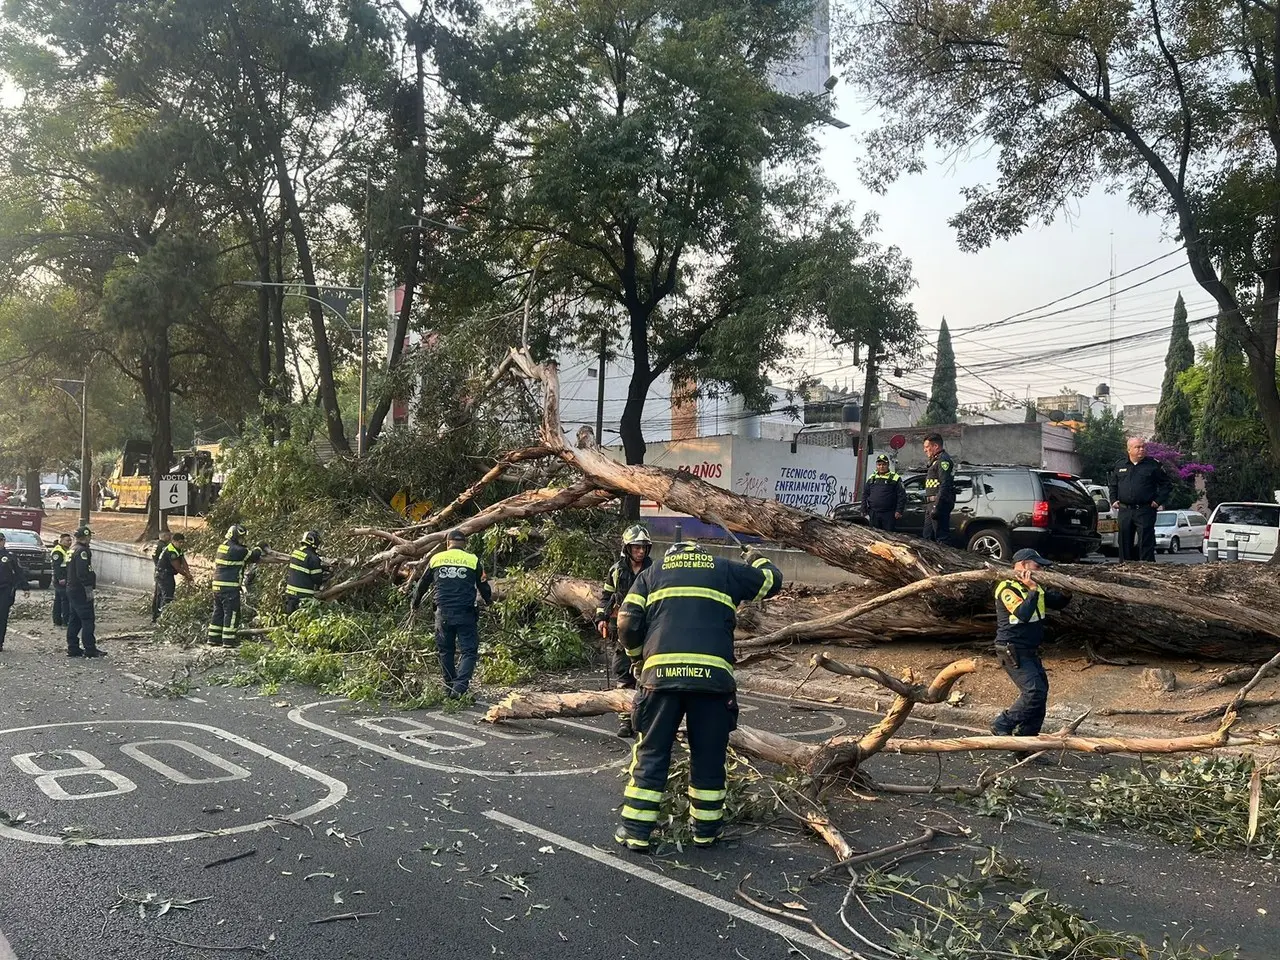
[0,589,1275,960]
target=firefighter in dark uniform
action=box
[208,524,264,646]
[65,526,100,657]
[614,540,783,851]
[922,432,956,545]
[154,532,193,620]
[861,454,906,532]
[989,549,1071,738]
[411,529,492,697]
[595,525,654,739]
[150,530,172,622]
[51,532,72,626]
[284,530,326,614]
[1108,437,1172,562]
[0,531,29,651]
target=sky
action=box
[795,101,1213,412]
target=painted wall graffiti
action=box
[773,467,838,515]
[735,473,771,499]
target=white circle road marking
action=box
[0,720,347,846]
[290,700,621,778]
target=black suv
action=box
[834,465,1100,562]
[0,527,53,588]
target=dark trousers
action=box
[0,590,13,649]
[436,617,480,696]
[209,588,241,644]
[66,589,97,655]
[923,503,953,545]
[868,509,897,532]
[284,594,311,615]
[152,575,175,622]
[607,624,637,720]
[992,646,1049,737]
[620,688,738,845]
[1118,504,1157,561]
[52,585,68,626]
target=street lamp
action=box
[51,374,91,527]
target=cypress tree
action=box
[919,318,958,426]
[1153,293,1195,451]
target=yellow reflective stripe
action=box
[289,563,316,573]
[286,586,318,595]
[690,807,724,821]
[430,548,478,570]
[647,586,735,609]
[688,787,727,802]
[217,559,246,567]
[642,653,734,676]
[621,806,660,822]
[625,785,664,803]
[752,565,774,602]
[625,646,643,658]
[622,837,651,848]
[623,592,648,608]
[212,581,240,589]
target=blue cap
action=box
[1011,548,1051,566]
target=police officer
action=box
[411,529,492,698]
[921,433,956,544]
[51,532,73,627]
[66,526,100,657]
[150,530,172,622]
[989,548,1071,738]
[284,530,326,614]
[154,532,193,620]
[208,524,264,646]
[862,454,906,532]
[0,532,29,651]
[614,540,782,852]
[1108,437,1172,562]
[595,525,654,739]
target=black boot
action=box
[616,713,635,739]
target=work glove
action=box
[741,547,767,565]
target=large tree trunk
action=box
[141,341,172,540]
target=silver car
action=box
[1154,510,1208,553]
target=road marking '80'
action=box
[11,740,252,801]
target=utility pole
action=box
[595,329,607,445]
[853,338,879,505]
[78,370,89,528]
[358,176,372,457]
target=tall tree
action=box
[843,0,1280,466]
[918,318,957,426]
[435,0,918,494]
[1153,293,1195,451]
[1075,407,1127,483]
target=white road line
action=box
[0,925,17,960]
[482,810,844,958]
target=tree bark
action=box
[141,341,173,540]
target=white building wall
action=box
[769,0,831,96]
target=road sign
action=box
[889,434,906,450]
[161,479,188,510]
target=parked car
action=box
[0,527,52,588]
[45,491,81,510]
[1154,510,1208,553]
[1202,502,1280,562]
[1078,482,1117,554]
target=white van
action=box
[1203,502,1280,562]
[1154,510,1208,553]
[1081,483,1116,554]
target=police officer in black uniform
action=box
[208,524,264,645]
[0,532,29,651]
[861,454,907,532]
[51,532,72,627]
[154,532,193,620]
[411,529,492,698]
[66,526,100,657]
[595,524,654,739]
[1108,437,1172,562]
[990,548,1071,738]
[922,432,956,545]
[614,540,783,851]
[284,530,326,614]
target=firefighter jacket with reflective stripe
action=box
[156,542,189,580]
[0,549,24,591]
[213,540,261,591]
[924,450,956,507]
[51,544,71,584]
[595,555,653,623]
[862,472,906,514]
[286,545,325,597]
[617,544,783,693]
[66,546,95,592]
[994,579,1070,648]
[412,547,492,623]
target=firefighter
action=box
[284,530,326,614]
[614,540,783,852]
[51,532,73,627]
[150,530,172,622]
[0,531,29,651]
[65,526,100,657]
[208,524,264,646]
[154,532,193,620]
[861,454,906,532]
[410,529,492,698]
[921,432,956,545]
[594,525,654,739]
